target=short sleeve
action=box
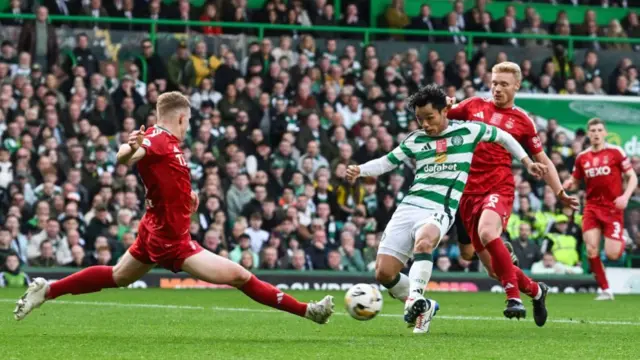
[572,156,584,180]
[140,128,162,158]
[519,113,544,155]
[447,97,474,120]
[616,147,632,172]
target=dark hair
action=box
[406,84,447,114]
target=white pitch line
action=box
[1,298,639,326]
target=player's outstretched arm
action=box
[346,155,397,183]
[533,151,579,210]
[482,125,548,179]
[117,125,147,166]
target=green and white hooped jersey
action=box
[386,121,500,217]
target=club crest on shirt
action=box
[452,135,463,146]
[435,138,447,163]
[505,118,514,129]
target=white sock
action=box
[409,255,433,297]
[386,273,410,302]
[534,284,542,300]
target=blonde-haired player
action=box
[15,92,334,324]
[447,62,579,325]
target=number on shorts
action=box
[432,213,445,225]
[612,221,621,239]
[487,194,499,208]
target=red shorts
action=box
[129,224,203,273]
[459,193,514,252]
[583,206,624,242]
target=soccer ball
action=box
[344,283,383,321]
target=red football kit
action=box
[447,97,544,252]
[129,125,203,272]
[572,144,632,242]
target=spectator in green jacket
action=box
[338,231,365,272]
[0,254,30,288]
[167,41,194,94]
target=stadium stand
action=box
[0,0,639,287]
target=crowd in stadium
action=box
[0,0,640,287]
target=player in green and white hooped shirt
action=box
[346,85,547,334]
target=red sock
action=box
[514,266,539,298]
[485,239,520,300]
[47,266,117,300]
[240,275,307,317]
[588,256,609,290]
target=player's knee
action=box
[605,249,621,261]
[477,224,500,244]
[375,267,396,285]
[112,270,136,287]
[414,237,436,254]
[586,244,599,258]
[230,267,253,288]
[460,245,475,261]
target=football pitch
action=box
[1,289,639,360]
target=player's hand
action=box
[558,190,580,210]
[346,165,360,183]
[614,195,629,210]
[562,178,574,191]
[526,162,548,179]
[190,191,199,213]
[446,96,456,108]
[128,125,145,151]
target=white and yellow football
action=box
[344,283,383,321]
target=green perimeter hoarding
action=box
[514,94,640,157]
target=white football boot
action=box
[305,295,335,324]
[595,289,615,301]
[14,278,49,321]
[413,299,438,334]
[404,294,427,327]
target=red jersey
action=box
[447,97,544,195]
[572,144,632,208]
[138,125,192,239]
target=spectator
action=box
[0,254,30,287]
[338,231,365,272]
[436,256,452,272]
[27,218,71,265]
[541,215,579,267]
[29,240,57,267]
[66,244,92,268]
[259,246,282,269]
[327,250,342,271]
[605,19,631,50]
[18,6,58,71]
[510,223,542,270]
[340,4,366,38]
[230,234,258,268]
[408,5,440,43]
[200,3,222,35]
[522,15,549,47]
[82,0,110,29]
[314,3,337,38]
[245,212,270,254]
[385,0,410,39]
[288,249,307,271]
[226,174,254,223]
[531,252,583,275]
[167,41,195,94]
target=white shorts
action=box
[378,204,452,264]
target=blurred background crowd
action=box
[1,0,640,287]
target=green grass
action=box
[1,289,639,359]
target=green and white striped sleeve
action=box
[386,138,414,165]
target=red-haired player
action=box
[564,118,638,300]
[14,92,334,324]
[447,62,579,326]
